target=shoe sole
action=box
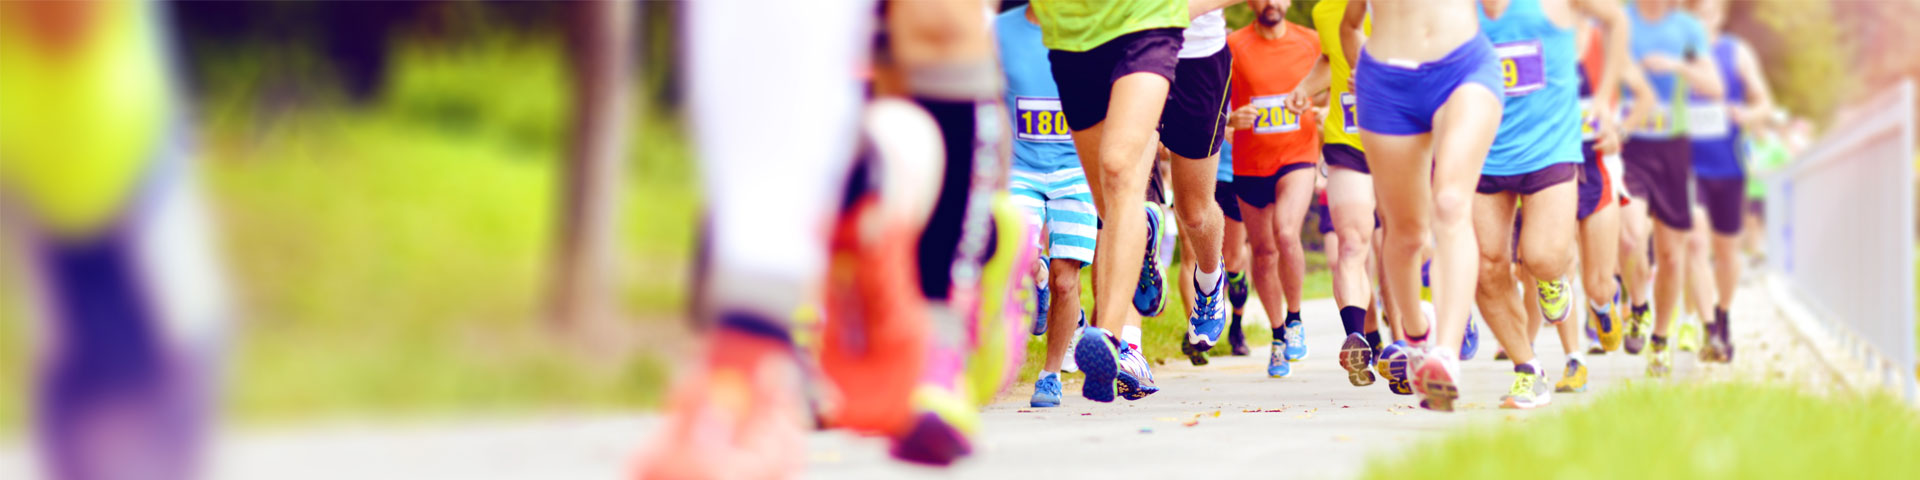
[1029,399,1060,408]
[1075,330,1118,403]
[1414,362,1459,412]
[1339,335,1376,387]
[1378,351,1407,383]
[1500,395,1551,409]
[1117,371,1158,400]
[1387,380,1414,395]
[890,412,973,466]
[1554,383,1588,393]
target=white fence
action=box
[1764,79,1917,401]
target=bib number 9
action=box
[1493,40,1545,97]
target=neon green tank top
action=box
[1031,0,1190,53]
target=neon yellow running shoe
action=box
[1554,358,1589,393]
[1536,278,1572,323]
[1675,318,1703,353]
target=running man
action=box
[1034,0,1240,403]
[996,4,1098,408]
[1617,0,1724,377]
[3,2,232,478]
[1686,0,1774,364]
[1342,0,1506,411]
[1180,137,1256,365]
[1295,0,1393,391]
[1226,0,1322,379]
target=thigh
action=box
[1327,167,1377,234]
[1429,85,1503,203]
[1518,180,1579,262]
[1239,199,1280,249]
[1359,131,1434,226]
[1275,166,1317,231]
[1473,192,1519,261]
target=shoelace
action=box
[1538,280,1564,304]
[1286,322,1304,345]
[1510,373,1537,397]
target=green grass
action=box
[1362,382,1920,479]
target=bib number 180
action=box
[1015,96,1072,142]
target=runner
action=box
[1181,137,1255,365]
[1618,0,1724,377]
[2,2,231,478]
[1294,0,1394,390]
[1687,0,1775,363]
[1342,0,1506,411]
[1035,0,1239,403]
[996,4,1099,407]
[1225,0,1322,378]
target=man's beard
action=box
[1257,7,1283,27]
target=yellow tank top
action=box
[1312,0,1369,149]
[1032,0,1190,53]
[0,0,171,238]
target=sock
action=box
[1406,327,1429,346]
[1365,330,1383,348]
[1271,327,1287,343]
[1591,298,1612,316]
[1714,307,1729,328]
[1651,334,1669,350]
[1632,302,1649,318]
[1570,351,1586,364]
[1196,263,1223,295]
[1042,370,1059,377]
[1229,311,1244,332]
[1121,325,1143,351]
[1340,306,1367,337]
[1517,360,1541,375]
[1227,271,1249,309]
[1286,311,1302,325]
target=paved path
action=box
[0,279,1828,479]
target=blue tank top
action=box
[1690,35,1746,178]
[996,6,1080,173]
[1479,0,1583,175]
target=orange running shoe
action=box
[631,328,807,480]
[817,198,929,438]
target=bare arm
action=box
[1190,0,1244,19]
[1287,55,1333,114]
[1730,40,1775,128]
[1340,0,1368,75]
[1619,61,1657,134]
[1678,44,1726,99]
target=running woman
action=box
[996,4,1099,408]
[1472,0,1634,409]
[1294,0,1393,390]
[1687,0,1774,364]
[1342,0,1506,411]
[3,2,232,478]
[1034,0,1240,403]
[1226,0,1323,379]
[1617,0,1724,377]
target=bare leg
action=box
[1473,192,1535,367]
[1619,200,1653,309]
[1329,167,1379,316]
[1067,73,1170,332]
[1044,260,1085,372]
[1171,153,1226,277]
[1651,220,1689,338]
[1424,85,1504,353]
[1275,168,1318,316]
[1241,199,1289,330]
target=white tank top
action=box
[1179,10,1228,58]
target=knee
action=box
[1250,236,1281,258]
[1337,230,1372,263]
[1476,255,1513,289]
[1433,189,1475,228]
[1522,246,1571,279]
[1049,266,1081,297]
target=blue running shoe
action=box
[1030,372,1062,407]
[1283,317,1307,361]
[1268,341,1292,378]
[1377,340,1412,383]
[1032,256,1050,336]
[1115,340,1160,400]
[1187,261,1228,352]
[1132,203,1167,317]
[1338,333,1376,386]
[1460,316,1481,361]
[1074,327,1120,402]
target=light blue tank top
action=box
[1479,0,1583,175]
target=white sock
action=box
[1121,325,1143,351]
[1042,369,1059,377]
[1196,262,1223,295]
[1569,352,1585,364]
[1525,359,1544,375]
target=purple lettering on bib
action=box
[1495,40,1545,97]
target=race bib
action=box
[1627,102,1679,138]
[1014,96,1071,142]
[1495,40,1546,97]
[1340,92,1359,134]
[1579,97,1599,142]
[1250,94,1301,134]
[1685,101,1732,140]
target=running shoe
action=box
[632,329,807,479]
[1701,317,1733,363]
[1647,343,1673,378]
[1133,203,1168,317]
[1268,341,1292,378]
[1591,302,1623,353]
[1188,261,1229,352]
[1387,378,1414,395]
[1032,256,1051,336]
[1377,340,1412,383]
[1500,363,1553,409]
[1413,348,1461,412]
[1713,316,1735,363]
[1181,337,1209,366]
[1623,305,1650,355]
[1228,316,1251,356]
[1460,317,1481,361]
[1585,323,1607,355]
[1676,318,1703,353]
[1537,278,1572,323]
[1554,358,1589,393]
[1074,327,1122,402]
[1115,339,1160,400]
[1283,317,1307,361]
[1030,372,1063,408]
[1062,312,1085,373]
[1338,333,1376,386]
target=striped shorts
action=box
[1009,166,1099,265]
